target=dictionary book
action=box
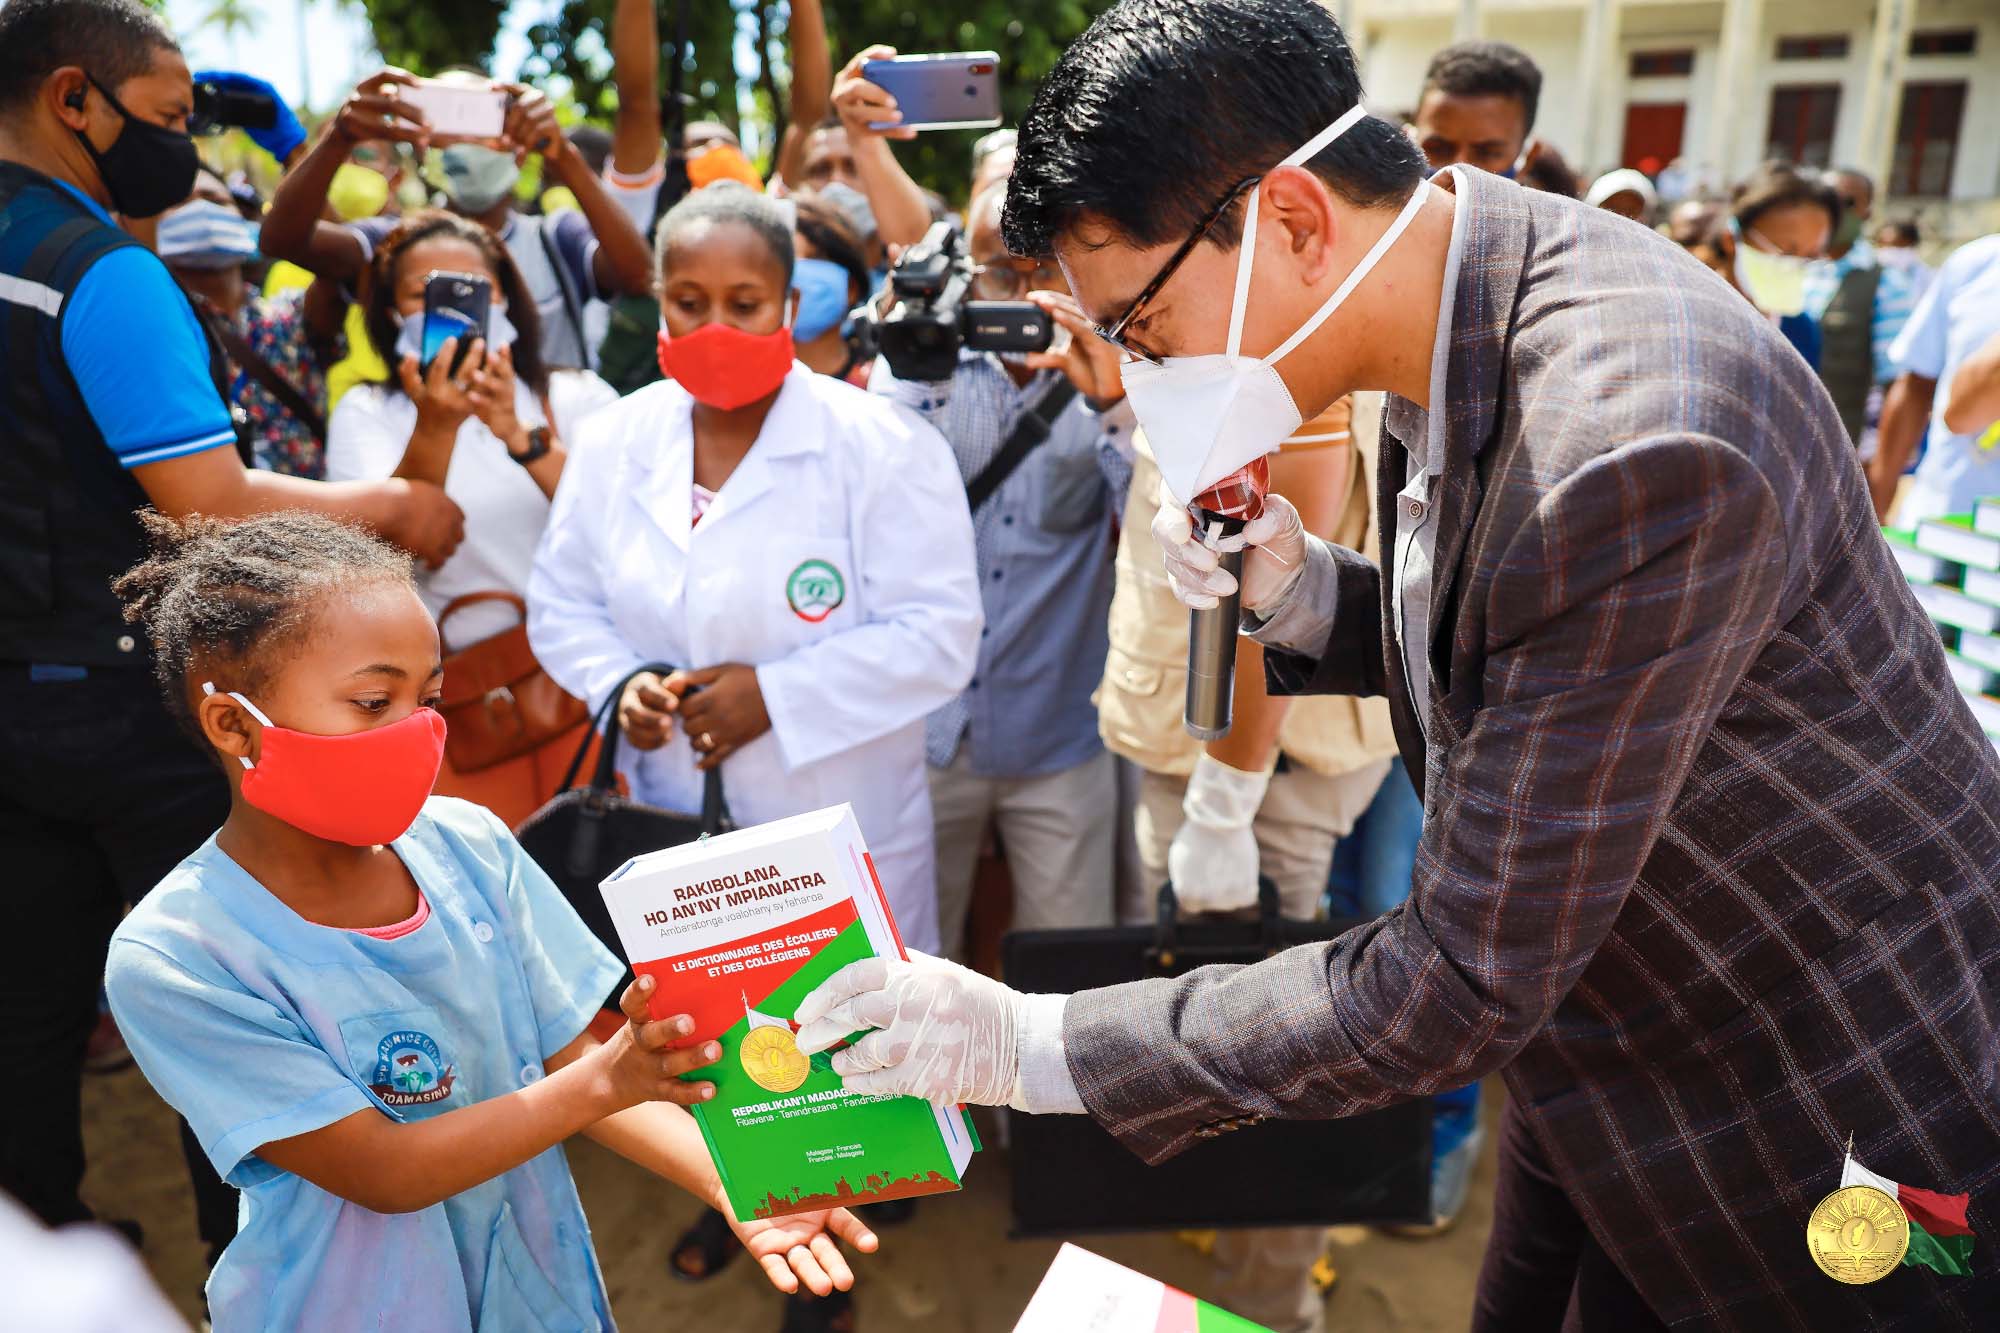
[1013,1244,1273,1332]
[599,804,977,1221]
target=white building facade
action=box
[1344,0,2000,242]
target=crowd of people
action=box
[3,0,1998,1329]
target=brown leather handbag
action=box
[435,591,589,774]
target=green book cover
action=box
[600,806,976,1221]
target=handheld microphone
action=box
[1183,459,1270,741]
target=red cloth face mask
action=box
[656,318,795,410]
[204,684,446,846]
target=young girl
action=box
[105,511,876,1332]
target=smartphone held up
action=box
[421,270,492,376]
[861,52,1002,132]
[402,78,510,143]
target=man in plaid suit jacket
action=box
[793,1,2000,1325]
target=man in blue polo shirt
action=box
[0,0,463,1257]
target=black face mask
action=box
[74,75,200,219]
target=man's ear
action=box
[1520,137,1544,174]
[49,67,92,132]
[198,689,259,767]
[1261,164,1340,284]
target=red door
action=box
[1622,102,1687,172]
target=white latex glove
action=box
[1168,754,1270,913]
[794,951,1028,1108]
[1152,481,1307,614]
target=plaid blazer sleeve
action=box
[1062,434,1789,1162]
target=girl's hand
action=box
[400,337,483,436]
[588,975,721,1113]
[671,665,771,770]
[467,343,523,449]
[618,671,679,751]
[832,46,916,143]
[728,1206,880,1296]
[1024,290,1124,406]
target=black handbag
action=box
[515,662,733,1003]
[999,879,1433,1236]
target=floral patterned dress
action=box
[190,287,338,479]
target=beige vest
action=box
[1097,393,1400,779]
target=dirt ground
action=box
[83,1066,1499,1331]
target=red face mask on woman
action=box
[203,684,447,846]
[656,316,795,410]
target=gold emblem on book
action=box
[741,1024,811,1093]
[1806,1184,1908,1284]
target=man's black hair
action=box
[1420,40,1542,134]
[1003,0,1425,258]
[0,0,179,114]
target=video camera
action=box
[849,221,1052,382]
[189,80,281,137]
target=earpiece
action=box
[64,87,86,111]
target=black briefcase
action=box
[515,662,732,1004]
[1000,880,1432,1236]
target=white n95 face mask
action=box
[1123,103,1432,504]
[1730,220,1810,318]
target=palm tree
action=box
[199,0,262,53]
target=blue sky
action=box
[162,0,562,113]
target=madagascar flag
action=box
[1842,1155,1976,1277]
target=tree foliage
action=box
[357,0,514,76]
[519,0,749,129]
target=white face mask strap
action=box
[201,681,270,770]
[1225,102,1372,359]
[1224,190,1262,358]
[1264,177,1431,368]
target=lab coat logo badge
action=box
[368,1029,457,1107]
[786,559,846,623]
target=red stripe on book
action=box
[1153,1287,1198,1333]
[862,851,908,961]
[1896,1182,1974,1237]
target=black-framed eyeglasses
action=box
[1090,175,1262,364]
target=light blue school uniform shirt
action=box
[1889,232,2000,522]
[104,797,624,1333]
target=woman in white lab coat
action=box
[527,183,980,954]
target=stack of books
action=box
[1892,498,2000,754]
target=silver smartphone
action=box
[861,53,1003,133]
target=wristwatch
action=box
[509,425,553,466]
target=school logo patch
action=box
[785,559,846,623]
[368,1030,457,1108]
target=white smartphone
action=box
[404,79,509,141]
